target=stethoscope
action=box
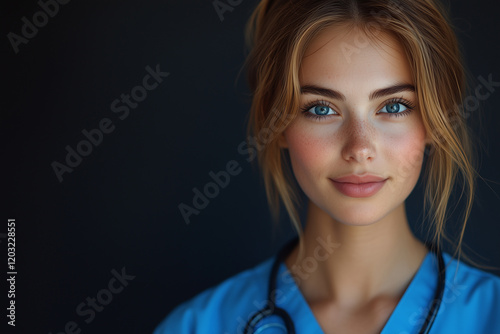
[244,237,445,334]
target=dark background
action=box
[2,0,499,333]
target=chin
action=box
[322,202,394,227]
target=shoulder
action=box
[435,253,500,331]
[442,252,500,299]
[153,256,275,334]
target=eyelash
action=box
[300,97,416,121]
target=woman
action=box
[154,0,500,333]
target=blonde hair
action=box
[244,0,477,259]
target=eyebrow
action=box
[300,83,415,101]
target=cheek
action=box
[284,123,338,177]
[384,124,427,186]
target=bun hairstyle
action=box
[244,0,476,259]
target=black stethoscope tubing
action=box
[244,238,446,334]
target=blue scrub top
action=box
[154,251,500,333]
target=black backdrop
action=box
[2,0,500,333]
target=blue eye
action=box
[380,102,408,114]
[301,99,414,121]
[307,105,336,116]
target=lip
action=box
[330,174,388,198]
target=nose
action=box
[340,118,376,163]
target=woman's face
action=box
[282,25,429,226]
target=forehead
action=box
[299,24,413,90]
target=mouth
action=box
[330,174,388,198]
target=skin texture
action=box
[282,25,430,334]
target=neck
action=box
[285,200,428,307]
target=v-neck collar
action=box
[275,251,438,334]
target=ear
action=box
[422,129,434,157]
